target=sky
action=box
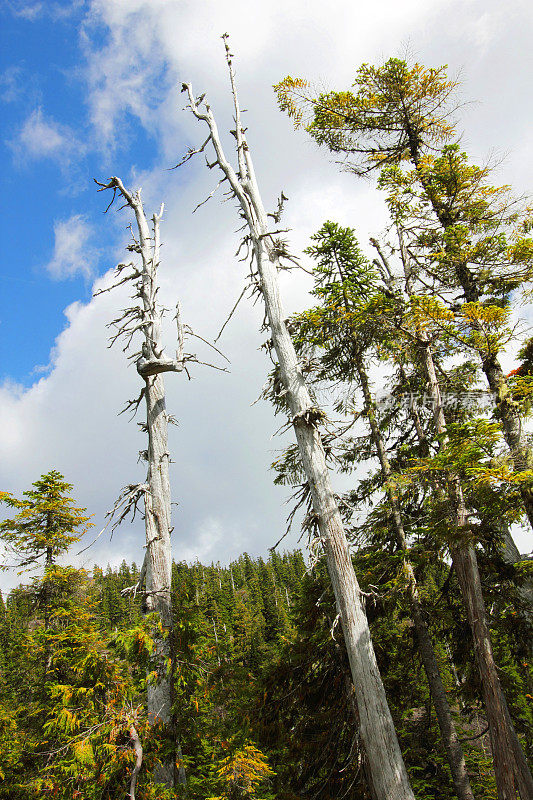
[0,0,532,593]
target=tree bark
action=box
[144,373,174,786]
[354,351,475,800]
[181,47,416,798]
[450,536,533,800]
[420,340,533,800]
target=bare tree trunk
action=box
[96,177,188,789]
[354,351,475,800]
[144,373,174,786]
[420,340,533,800]
[179,41,416,800]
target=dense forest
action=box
[0,518,531,798]
[1,49,533,800]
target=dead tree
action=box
[95,176,188,788]
[177,39,416,800]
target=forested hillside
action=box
[1,540,531,798]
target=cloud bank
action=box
[1,0,532,593]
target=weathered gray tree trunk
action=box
[96,177,187,788]
[179,40,416,800]
[420,340,533,800]
[144,372,173,767]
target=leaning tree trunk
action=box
[96,177,189,789]
[354,350,475,800]
[179,40,416,800]
[420,340,533,800]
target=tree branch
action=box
[128,724,143,800]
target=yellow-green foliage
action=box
[209,743,275,800]
[275,59,457,167]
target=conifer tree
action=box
[275,59,533,539]
[0,477,154,798]
[290,221,475,800]
[406,315,533,800]
[0,471,91,575]
[369,220,533,798]
[0,471,91,635]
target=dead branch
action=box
[122,556,147,598]
[185,330,230,363]
[184,356,229,373]
[93,267,140,297]
[128,724,143,800]
[77,484,147,556]
[214,284,249,342]
[120,387,146,418]
[268,191,289,223]
[192,178,226,213]
[175,302,184,361]
[170,135,211,169]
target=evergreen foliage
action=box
[2,535,531,798]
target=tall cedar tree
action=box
[291,221,475,800]
[275,59,533,540]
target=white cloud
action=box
[0,66,24,103]
[11,107,83,166]
[0,221,308,593]
[45,215,96,280]
[10,2,43,20]
[81,0,454,153]
[8,0,84,21]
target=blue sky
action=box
[0,0,168,384]
[2,0,532,387]
[0,0,531,590]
